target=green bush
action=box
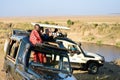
[44,21,49,24]
[86,37,95,41]
[67,19,74,26]
[93,23,98,27]
[116,42,120,47]
[96,40,102,45]
[51,22,57,25]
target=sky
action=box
[0,0,120,17]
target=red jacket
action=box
[29,30,46,63]
[29,30,43,45]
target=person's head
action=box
[34,24,41,32]
[45,29,49,35]
[40,27,44,33]
[54,28,58,33]
[34,24,44,33]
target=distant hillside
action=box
[0,16,120,47]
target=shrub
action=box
[67,19,74,26]
[88,37,95,41]
[116,42,120,47]
[51,22,56,25]
[93,23,98,27]
[44,21,49,24]
[101,23,109,28]
[96,40,102,45]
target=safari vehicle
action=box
[3,30,76,80]
[31,23,105,74]
[55,37,105,74]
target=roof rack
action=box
[33,43,68,56]
[31,23,70,30]
[12,29,30,36]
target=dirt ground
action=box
[73,61,120,80]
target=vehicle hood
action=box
[85,52,103,60]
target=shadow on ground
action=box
[73,62,120,80]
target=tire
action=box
[88,63,99,74]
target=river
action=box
[81,43,120,62]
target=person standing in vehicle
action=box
[52,28,59,38]
[42,28,54,41]
[29,24,46,63]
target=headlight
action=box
[99,60,104,64]
[99,57,105,64]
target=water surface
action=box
[81,43,120,62]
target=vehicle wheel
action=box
[88,63,98,74]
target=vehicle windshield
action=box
[28,50,71,74]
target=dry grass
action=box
[0,45,6,80]
[0,16,120,45]
[0,16,120,23]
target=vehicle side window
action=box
[29,51,59,69]
[68,45,77,51]
[8,40,20,59]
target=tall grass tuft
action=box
[116,42,120,47]
[96,40,102,45]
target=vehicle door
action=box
[14,40,30,80]
[5,39,20,79]
[68,44,83,63]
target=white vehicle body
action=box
[55,37,105,74]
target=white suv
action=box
[55,37,105,74]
